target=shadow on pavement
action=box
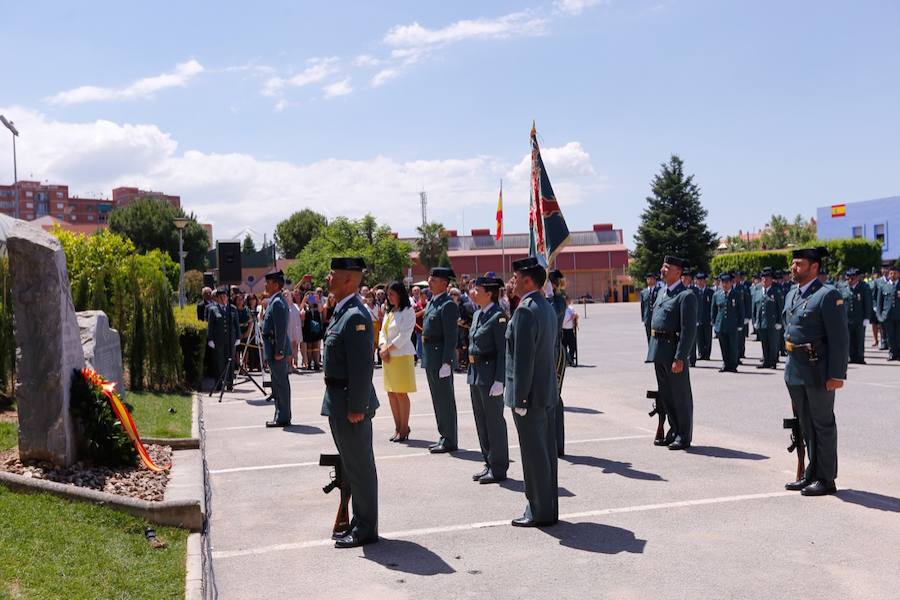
[561,454,665,481]
[498,478,575,497]
[362,539,456,575]
[398,438,435,449]
[451,449,493,463]
[283,424,325,435]
[244,398,276,406]
[542,521,647,554]
[835,489,900,513]
[564,406,603,414]
[686,446,769,460]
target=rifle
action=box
[647,390,665,443]
[783,418,806,481]
[319,453,351,539]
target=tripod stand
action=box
[210,356,234,403]
[236,314,274,402]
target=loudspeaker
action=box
[203,272,215,289]
[217,242,242,285]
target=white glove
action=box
[775,324,782,330]
[208,341,215,348]
[514,407,527,416]
[863,319,870,328]
[489,381,504,397]
[234,339,241,346]
[439,363,451,378]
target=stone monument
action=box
[78,311,125,402]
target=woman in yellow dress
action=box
[379,280,417,442]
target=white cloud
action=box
[46,60,204,105]
[555,0,608,15]
[371,68,400,87]
[352,54,382,67]
[262,57,339,97]
[0,107,604,238]
[323,79,353,98]
[383,11,546,47]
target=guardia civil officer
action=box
[874,266,891,350]
[549,269,567,457]
[681,270,701,367]
[262,270,292,426]
[640,272,660,343]
[734,271,753,360]
[506,257,559,526]
[877,264,900,360]
[321,257,379,547]
[207,287,240,392]
[467,276,510,484]
[647,256,698,450]
[783,247,848,496]
[422,267,460,453]
[695,273,714,360]
[712,273,743,373]
[752,267,784,369]
[842,268,873,364]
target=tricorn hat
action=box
[430,266,455,279]
[264,269,285,282]
[695,272,707,280]
[330,257,367,271]
[474,276,504,289]
[663,255,690,269]
[512,256,541,271]
[792,246,829,262]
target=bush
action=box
[710,239,883,277]
[174,305,207,389]
[710,250,790,276]
[70,369,136,467]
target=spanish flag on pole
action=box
[495,181,503,241]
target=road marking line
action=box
[211,490,795,559]
[208,435,647,474]
[206,410,476,432]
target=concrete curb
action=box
[185,532,203,600]
[144,393,202,449]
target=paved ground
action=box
[204,303,899,600]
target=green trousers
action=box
[269,358,291,424]
[787,384,837,482]
[426,368,458,447]
[654,361,693,445]
[758,328,781,367]
[512,404,558,524]
[717,331,740,370]
[469,385,509,476]
[329,415,378,541]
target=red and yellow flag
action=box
[495,181,503,241]
[831,203,846,218]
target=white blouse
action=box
[378,306,416,356]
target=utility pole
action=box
[419,191,428,227]
[1,115,19,220]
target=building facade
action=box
[112,186,181,209]
[0,181,113,224]
[816,196,899,263]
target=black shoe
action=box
[511,517,555,527]
[785,478,811,491]
[472,467,490,481]
[756,364,768,369]
[668,440,690,451]
[653,437,671,446]
[718,368,727,372]
[429,443,457,454]
[397,428,410,442]
[334,533,378,549]
[330,527,351,540]
[801,480,837,496]
[265,420,290,428]
[428,441,442,450]
[479,470,506,485]
[389,433,399,442]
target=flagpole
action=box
[500,179,506,281]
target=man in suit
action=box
[695,273,714,360]
[640,273,659,343]
[549,269,567,457]
[467,276,510,484]
[752,267,784,369]
[207,287,240,392]
[712,273,743,373]
[783,247,848,496]
[842,268,873,364]
[422,267,461,453]
[320,257,379,548]
[877,264,900,361]
[262,270,292,427]
[647,256,698,451]
[505,257,559,527]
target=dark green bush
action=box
[175,306,207,389]
[711,239,882,277]
[70,369,136,467]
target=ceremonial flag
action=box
[831,203,846,218]
[495,182,503,241]
[528,122,571,265]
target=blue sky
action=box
[1,0,899,246]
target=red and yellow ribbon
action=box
[81,368,171,472]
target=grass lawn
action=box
[127,392,193,439]
[0,422,15,452]
[0,487,187,599]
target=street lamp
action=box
[0,115,19,220]
[173,217,190,308]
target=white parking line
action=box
[206,410,476,432]
[212,490,796,559]
[208,434,648,474]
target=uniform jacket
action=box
[421,292,459,369]
[712,288,744,334]
[504,292,558,410]
[640,286,659,324]
[737,281,753,321]
[207,302,240,350]
[262,294,291,361]
[877,279,900,321]
[646,282,698,364]
[783,279,849,386]
[752,285,784,330]
[842,281,873,325]
[467,303,508,387]
[551,291,566,353]
[697,285,714,325]
[321,295,379,418]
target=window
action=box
[26,202,33,208]
[852,226,863,238]
[25,190,33,198]
[874,223,886,245]
[70,215,77,221]
[87,215,94,221]
[56,191,63,198]
[56,202,64,209]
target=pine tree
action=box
[631,155,718,282]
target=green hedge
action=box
[174,306,207,389]
[711,239,882,276]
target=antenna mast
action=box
[419,190,428,226]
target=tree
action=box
[631,155,718,282]
[274,209,328,258]
[241,233,257,254]
[284,215,412,286]
[759,214,817,250]
[416,222,450,270]
[108,198,209,271]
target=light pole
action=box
[173,217,190,308]
[0,115,19,220]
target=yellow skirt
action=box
[383,354,417,393]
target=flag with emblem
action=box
[495,181,503,241]
[528,122,571,266]
[831,203,846,218]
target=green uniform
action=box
[467,303,510,478]
[736,280,752,358]
[321,295,380,542]
[842,281,873,364]
[696,285,714,360]
[647,282,698,446]
[262,294,292,423]
[712,288,744,371]
[422,292,460,448]
[207,302,240,390]
[505,291,559,524]
[752,284,784,368]
[550,290,567,456]
[783,279,848,483]
[640,285,659,343]
[877,278,900,360]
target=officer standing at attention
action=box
[549,269,567,457]
[680,270,701,367]
[734,271,753,360]
[752,267,784,369]
[422,267,461,453]
[874,266,891,350]
[262,270,292,427]
[467,276,510,484]
[876,264,900,361]
[640,272,660,343]
[694,273,714,361]
[842,268,872,364]
[506,257,559,527]
[207,287,240,392]
[712,273,744,373]
[783,247,848,496]
[320,257,379,548]
[647,256,698,450]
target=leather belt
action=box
[651,329,678,340]
[469,353,496,364]
[785,341,813,353]
[324,377,348,389]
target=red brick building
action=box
[0,181,113,225]
[112,186,181,209]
